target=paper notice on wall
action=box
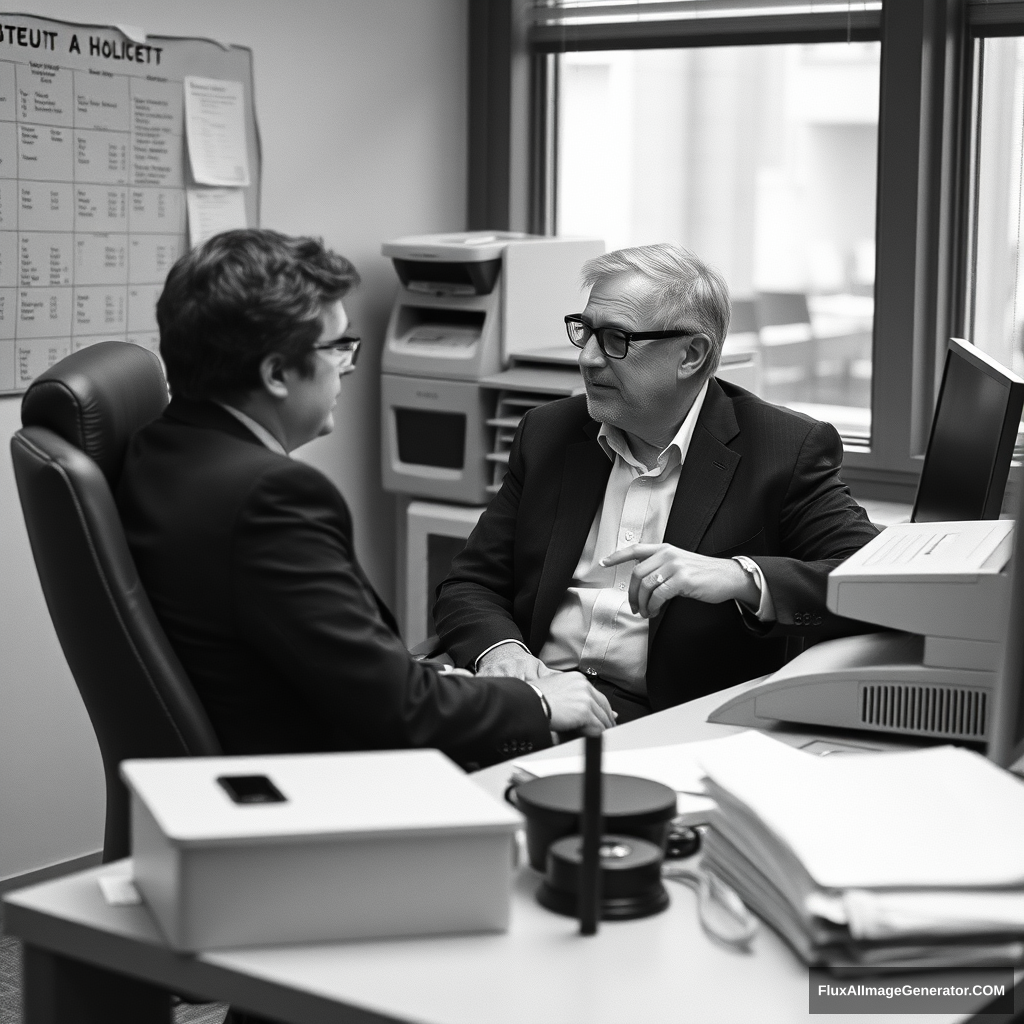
[186,188,248,247]
[0,13,260,394]
[184,76,251,187]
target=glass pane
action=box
[556,42,881,445]
[970,36,1024,378]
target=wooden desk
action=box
[2,685,1014,1024]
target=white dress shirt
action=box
[523,381,773,697]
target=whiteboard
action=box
[0,13,261,394]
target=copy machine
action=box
[709,519,1014,742]
[379,231,602,505]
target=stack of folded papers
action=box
[695,732,1024,975]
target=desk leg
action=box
[22,943,172,1024]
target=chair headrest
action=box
[21,341,169,486]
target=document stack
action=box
[696,732,1024,975]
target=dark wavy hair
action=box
[158,229,360,400]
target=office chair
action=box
[10,341,222,863]
[717,297,762,393]
[754,291,815,400]
[729,297,757,334]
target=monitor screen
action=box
[913,339,1024,523]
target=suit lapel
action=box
[662,379,741,552]
[529,421,612,650]
[651,380,741,649]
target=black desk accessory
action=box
[538,833,670,921]
[666,821,701,859]
[579,734,602,935]
[507,770,676,871]
[534,736,671,923]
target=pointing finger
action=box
[600,544,657,568]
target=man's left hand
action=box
[601,543,760,618]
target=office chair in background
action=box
[753,291,815,403]
[716,298,762,394]
[10,341,221,863]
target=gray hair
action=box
[580,243,731,378]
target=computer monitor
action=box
[912,338,1024,523]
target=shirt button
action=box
[624,531,634,541]
[619,583,626,591]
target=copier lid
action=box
[120,749,522,849]
[829,519,1013,585]
[382,231,537,263]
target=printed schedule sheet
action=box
[0,16,259,393]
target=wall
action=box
[0,0,468,883]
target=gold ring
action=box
[652,572,665,586]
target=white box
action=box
[121,749,522,951]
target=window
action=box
[469,0,1004,501]
[968,35,1024,378]
[556,41,880,442]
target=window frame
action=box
[958,5,1024,374]
[468,0,996,503]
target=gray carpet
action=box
[0,902,227,1024]
[0,934,20,1024]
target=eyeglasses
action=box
[564,315,694,360]
[314,335,361,371]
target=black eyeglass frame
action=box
[564,315,696,360]
[313,335,361,366]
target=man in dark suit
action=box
[434,244,879,722]
[116,229,614,771]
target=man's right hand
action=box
[535,671,617,735]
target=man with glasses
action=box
[116,229,613,770]
[434,244,878,722]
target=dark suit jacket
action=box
[434,380,880,710]
[116,399,551,767]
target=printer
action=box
[380,231,602,504]
[709,518,1015,742]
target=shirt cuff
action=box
[733,555,776,622]
[473,638,531,672]
[526,681,552,722]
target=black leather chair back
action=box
[10,342,221,862]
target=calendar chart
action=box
[0,15,259,393]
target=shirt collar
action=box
[216,403,289,457]
[597,379,710,473]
